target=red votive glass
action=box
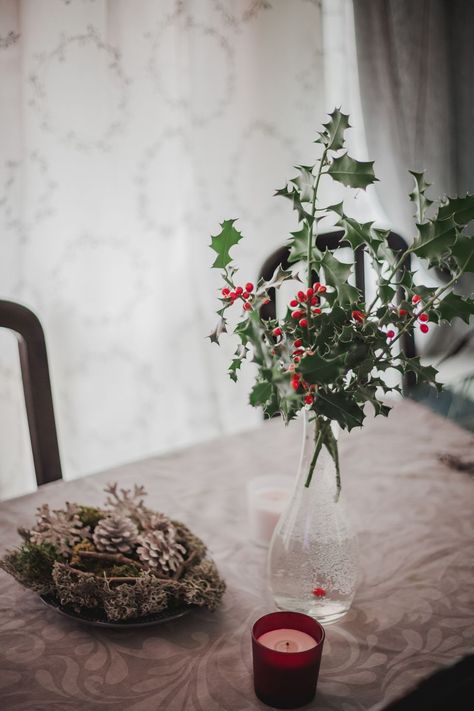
[252,611,325,709]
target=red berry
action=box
[352,310,365,323]
[420,323,429,334]
[317,285,327,294]
[313,282,321,291]
[399,308,408,316]
[235,286,243,295]
[299,318,308,328]
[386,329,395,339]
[291,379,300,391]
[245,282,254,293]
[292,310,304,319]
[293,348,303,356]
[306,287,314,298]
[221,287,230,297]
[313,308,321,315]
[293,356,301,364]
[312,587,326,598]
[304,394,314,405]
[419,313,429,322]
[272,327,282,337]
[243,302,252,311]
[242,291,249,299]
[294,339,302,348]
[310,296,319,306]
[297,290,307,302]
[230,292,237,301]
[290,299,299,308]
[412,294,421,304]
[263,297,270,305]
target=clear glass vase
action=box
[268,412,359,624]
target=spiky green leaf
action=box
[210,219,243,269]
[316,108,351,151]
[437,194,474,226]
[409,171,433,223]
[436,291,474,325]
[412,216,457,262]
[320,250,360,304]
[327,153,377,190]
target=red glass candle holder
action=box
[252,611,325,709]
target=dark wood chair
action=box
[0,300,62,486]
[258,230,416,391]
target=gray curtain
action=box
[353,0,474,353]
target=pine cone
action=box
[137,526,186,574]
[93,515,138,554]
[30,503,91,556]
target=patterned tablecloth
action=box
[0,399,473,710]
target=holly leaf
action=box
[320,250,360,304]
[262,264,294,291]
[327,153,377,190]
[409,171,433,223]
[288,224,311,263]
[298,352,346,384]
[316,108,351,151]
[290,165,314,203]
[437,194,474,226]
[402,357,441,392]
[337,214,374,250]
[450,234,474,272]
[207,317,227,345]
[436,291,474,325]
[412,215,457,262]
[210,219,243,269]
[315,391,366,430]
[249,381,273,407]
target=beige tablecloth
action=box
[0,400,473,710]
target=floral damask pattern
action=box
[0,401,473,709]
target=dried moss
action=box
[0,542,61,595]
[77,506,105,529]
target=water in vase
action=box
[268,415,359,624]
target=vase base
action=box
[274,597,351,625]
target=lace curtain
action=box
[0,0,371,499]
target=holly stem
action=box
[307,148,328,289]
[304,417,328,487]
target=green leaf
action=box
[298,352,346,384]
[409,171,433,223]
[249,381,273,407]
[207,317,227,345]
[320,250,360,304]
[337,214,374,250]
[412,216,457,262]
[262,264,294,291]
[316,108,351,151]
[378,279,396,302]
[315,391,366,430]
[436,291,474,325]
[402,357,441,392]
[290,165,314,203]
[327,152,377,190]
[437,194,474,226]
[450,234,474,272]
[210,219,243,269]
[288,224,310,264]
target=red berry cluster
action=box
[289,282,326,329]
[411,294,430,333]
[290,371,315,405]
[222,282,254,311]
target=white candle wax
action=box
[258,628,317,653]
[246,476,292,546]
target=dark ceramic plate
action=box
[40,594,192,629]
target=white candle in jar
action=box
[246,475,292,547]
[257,628,317,653]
